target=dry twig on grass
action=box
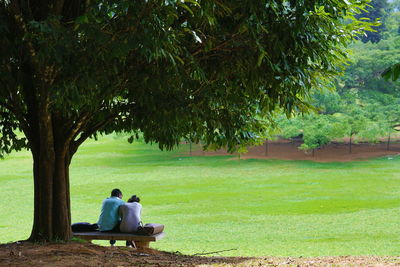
[192,248,237,256]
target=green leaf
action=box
[177,2,194,16]
[257,51,266,67]
[382,63,400,81]
[184,0,200,7]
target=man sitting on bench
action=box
[97,188,125,245]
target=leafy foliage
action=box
[0,0,372,155]
[355,0,389,43]
[382,62,400,80]
[299,114,346,151]
[278,87,400,151]
[339,36,400,94]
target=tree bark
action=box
[27,112,73,241]
[28,138,73,242]
[28,148,73,241]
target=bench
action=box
[73,231,165,248]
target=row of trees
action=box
[274,3,400,154]
[277,99,400,154]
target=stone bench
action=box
[73,231,165,248]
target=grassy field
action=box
[0,134,399,256]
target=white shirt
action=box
[119,202,142,233]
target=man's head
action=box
[111,188,122,198]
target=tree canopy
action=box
[0,0,371,241]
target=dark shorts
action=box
[100,223,120,233]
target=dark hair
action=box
[128,195,140,203]
[111,188,122,197]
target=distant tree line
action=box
[275,1,400,154]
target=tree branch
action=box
[52,0,65,15]
[65,111,91,145]
[192,33,239,57]
[9,0,44,90]
[70,114,116,155]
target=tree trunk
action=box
[387,133,391,151]
[27,109,73,242]
[28,145,73,242]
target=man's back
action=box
[97,196,124,231]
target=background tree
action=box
[356,0,389,43]
[298,114,347,156]
[372,101,400,149]
[311,89,344,115]
[338,37,400,94]
[0,0,371,242]
[339,107,369,153]
[276,115,303,141]
[384,0,400,37]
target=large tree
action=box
[0,0,370,242]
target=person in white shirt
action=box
[119,195,142,233]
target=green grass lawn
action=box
[0,134,399,256]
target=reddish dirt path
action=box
[1,242,399,267]
[190,140,400,162]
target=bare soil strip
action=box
[1,242,399,267]
[191,140,400,162]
